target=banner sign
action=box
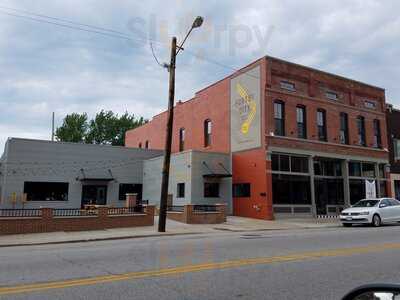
[365,180,377,199]
[230,66,261,152]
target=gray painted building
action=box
[0,138,162,209]
[0,139,232,212]
[143,150,232,213]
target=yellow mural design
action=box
[236,83,257,134]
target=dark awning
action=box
[79,178,114,182]
[202,161,232,179]
[203,173,232,179]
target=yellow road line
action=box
[1,242,400,296]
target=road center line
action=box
[1,242,400,296]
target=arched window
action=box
[145,140,149,149]
[204,119,212,147]
[179,128,185,152]
[138,142,142,148]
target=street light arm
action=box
[176,26,194,56]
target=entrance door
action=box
[81,185,107,207]
[315,178,344,215]
[395,181,400,200]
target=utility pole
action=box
[51,112,55,142]
[158,17,204,232]
[158,37,177,232]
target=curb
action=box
[0,224,341,248]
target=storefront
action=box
[270,149,389,217]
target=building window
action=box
[317,109,327,141]
[296,106,307,139]
[24,182,69,201]
[349,162,375,178]
[357,116,366,146]
[373,119,382,148]
[274,101,285,136]
[362,163,375,178]
[118,184,142,201]
[314,159,342,177]
[177,183,185,198]
[339,113,349,145]
[280,81,296,92]
[365,100,376,109]
[233,183,251,197]
[271,153,309,174]
[204,182,219,198]
[394,139,400,160]
[326,91,339,101]
[272,174,311,205]
[145,141,149,149]
[138,142,142,148]
[379,164,387,178]
[179,128,185,152]
[204,119,212,147]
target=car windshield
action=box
[352,200,379,207]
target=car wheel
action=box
[343,223,352,227]
[372,214,381,227]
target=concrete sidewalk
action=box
[0,216,340,247]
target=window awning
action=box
[79,178,114,182]
[76,168,115,182]
[202,161,232,179]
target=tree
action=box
[86,110,146,146]
[56,110,146,146]
[55,113,88,143]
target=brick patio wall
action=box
[0,206,155,235]
[167,204,226,224]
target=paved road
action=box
[1,225,400,299]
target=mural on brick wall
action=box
[230,65,261,152]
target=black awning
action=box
[202,161,232,179]
[203,174,232,179]
[79,178,114,182]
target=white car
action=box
[340,198,400,227]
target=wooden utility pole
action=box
[158,37,177,232]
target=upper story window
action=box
[326,91,339,101]
[296,106,307,139]
[365,100,377,110]
[204,119,212,147]
[356,116,366,146]
[373,119,382,148]
[179,128,185,152]
[339,112,349,145]
[274,101,285,136]
[145,141,149,149]
[317,109,327,142]
[394,139,400,160]
[280,81,296,92]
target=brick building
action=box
[125,56,391,219]
[387,105,400,199]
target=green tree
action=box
[55,113,88,143]
[85,110,147,146]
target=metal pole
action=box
[158,37,177,232]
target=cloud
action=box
[0,0,400,152]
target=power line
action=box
[0,5,130,36]
[0,6,261,80]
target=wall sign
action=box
[230,66,261,152]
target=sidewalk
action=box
[0,216,340,247]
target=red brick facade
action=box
[0,206,155,235]
[126,56,390,219]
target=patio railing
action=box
[0,209,42,218]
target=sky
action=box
[0,0,400,152]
